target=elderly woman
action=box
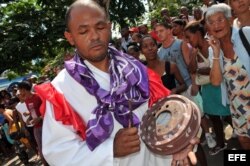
[206,3,250,149]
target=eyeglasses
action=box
[207,18,226,26]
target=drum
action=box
[140,94,201,155]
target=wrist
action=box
[212,57,220,60]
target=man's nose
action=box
[90,29,100,40]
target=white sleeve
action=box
[42,101,114,166]
[208,47,213,67]
[242,26,250,43]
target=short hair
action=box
[205,3,232,22]
[155,22,172,30]
[172,19,186,27]
[18,81,32,91]
[65,0,108,32]
[132,33,142,39]
[184,21,206,38]
[127,42,140,52]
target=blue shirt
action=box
[158,39,192,86]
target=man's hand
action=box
[31,116,42,125]
[171,137,200,166]
[114,127,140,157]
[23,112,30,117]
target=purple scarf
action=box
[64,46,149,150]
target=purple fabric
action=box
[64,46,149,150]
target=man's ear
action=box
[64,31,75,46]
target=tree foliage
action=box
[148,0,202,21]
[0,0,145,75]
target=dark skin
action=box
[65,1,199,163]
[114,127,140,157]
[65,3,140,157]
[140,36,187,94]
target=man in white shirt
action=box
[35,0,198,165]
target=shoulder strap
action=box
[239,27,250,56]
[165,61,171,75]
[197,51,209,65]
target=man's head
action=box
[120,26,129,38]
[64,0,111,63]
[180,6,189,17]
[155,22,173,43]
[193,7,203,21]
[138,24,148,35]
[160,8,169,17]
[17,81,32,100]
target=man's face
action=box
[121,28,129,38]
[193,9,202,20]
[139,25,148,35]
[155,25,171,43]
[18,89,27,100]
[65,6,111,63]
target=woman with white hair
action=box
[206,3,250,149]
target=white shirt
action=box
[15,102,33,127]
[42,66,172,166]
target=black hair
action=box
[139,35,157,50]
[172,19,186,27]
[184,21,206,38]
[18,81,32,91]
[132,33,142,39]
[8,97,20,106]
[127,42,140,52]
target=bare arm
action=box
[171,63,187,94]
[188,48,198,74]
[181,41,192,66]
[208,36,223,86]
[3,110,14,133]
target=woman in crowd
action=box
[172,19,186,40]
[140,35,187,94]
[228,0,250,28]
[184,21,232,155]
[206,3,250,149]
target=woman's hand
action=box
[208,35,220,58]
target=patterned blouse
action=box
[223,54,250,137]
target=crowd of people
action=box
[0,0,250,165]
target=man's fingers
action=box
[124,127,138,135]
[188,151,197,165]
[183,158,190,166]
[179,160,184,166]
[171,159,177,166]
[126,139,140,148]
[130,145,140,153]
